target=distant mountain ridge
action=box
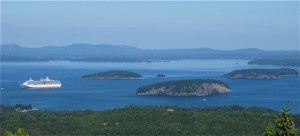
[1,43,141,57]
[1,44,299,62]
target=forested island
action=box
[156,74,166,78]
[136,79,231,96]
[248,59,300,66]
[81,70,144,79]
[224,68,298,79]
[1,105,299,135]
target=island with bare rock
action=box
[223,68,298,79]
[81,70,144,80]
[136,79,231,96]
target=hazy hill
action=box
[1,44,299,62]
[1,43,141,57]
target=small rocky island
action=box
[136,79,231,96]
[156,74,166,78]
[81,70,144,80]
[223,68,298,79]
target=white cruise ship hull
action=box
[21,84,61,88]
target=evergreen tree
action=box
[264,102,297,136]
[275,104,296,136]
[264,123,276,136]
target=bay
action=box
[1,60,299,113]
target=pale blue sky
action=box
[1,1,299,50]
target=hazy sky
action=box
[1,1,299,50]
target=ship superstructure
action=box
[21,77,61,88]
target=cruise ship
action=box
[21,77,61,88]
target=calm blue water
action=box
[1,60,299,113]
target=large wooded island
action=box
[81,70,144,80]
[136,79,231,96]
[224,68,298,79]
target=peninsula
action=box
[81,70,144,80]
[136,79,231,96]
[223,68,298,79]
[248,59,300,66]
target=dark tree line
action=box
[1,104,299,135]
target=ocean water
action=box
[1,60,299,113]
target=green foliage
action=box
[248,59,300,66]
[264,103,297,136]
[3,128,29,136]
[1,105,299,135]
[3,131,13,136]
[264,123,276,136]
[137,79,230,94]
[16,128,29,136]
[81,70,143,79]
[224,68,298,79]
[275,104,296,136]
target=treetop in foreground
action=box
[264,102,297,136]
